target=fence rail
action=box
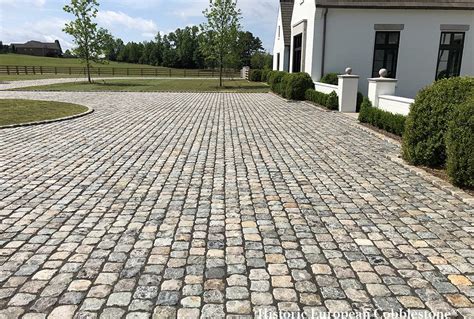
[0,65,241,78]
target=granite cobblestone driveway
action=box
[0,91,473,318]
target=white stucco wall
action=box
[319,8,474,98]
[378,95,414,116]
[289,0,317,76]
[273,8,287,71]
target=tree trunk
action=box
[86,60,92,84]
[219,55,223,87]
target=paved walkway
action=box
[0,90,473,318]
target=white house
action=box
[273,0,294,72]
[273,0,474,98]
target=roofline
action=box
[316,4,474,10]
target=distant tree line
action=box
[101,27,272,70]
[0,41,14,54]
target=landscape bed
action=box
[13,79,270,93]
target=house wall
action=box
[273,8,287,71]
[289,0,317,75]
[320,8,474,98]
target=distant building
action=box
[11,40,63,57]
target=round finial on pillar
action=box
[345,67,352,75]
[379,68,388,78]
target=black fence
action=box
[0,65,241,78]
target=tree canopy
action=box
[63,0,111,83]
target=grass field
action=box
[0,54,162,69]
[0,99,89,126]
[15,79,270,93]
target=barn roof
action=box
[12,41,62,50]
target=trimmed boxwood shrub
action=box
[359,97,406,137]
[282,73,314,100]
[268,71,288,91]
[321,73,338,85]
[326,91,339,110]
[305,89,328,106]
[446,95,474,188]
[266,70,277,83]
[402,77,474,167]
[249,69,262,82]
[261,69,270,83]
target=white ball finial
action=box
[345,67,352,75]
[379,68,388,78]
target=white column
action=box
[338,72,359,113]
[368,69,398,107]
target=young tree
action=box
[63,0,110,83]
[200,0,241,87]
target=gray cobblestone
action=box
[0,90,473,317]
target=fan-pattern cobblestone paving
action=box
[0,91,473,318]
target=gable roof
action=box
[316,0,474,10]
[12,41,62,50]
[280,0,294,46]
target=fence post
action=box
[155,68,157,77]
[69,67,72,75]
[16,66,19,75]
[112,68,115,76]
[40,66,43,74]
[98,67,101,76]
[6,66,10,75]
[24,66,28,75]
[337,67,359,113]
[368,68,397,107]
[33,66,36,75]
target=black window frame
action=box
[371,31,400,78]
[276,53,281,70]
[435,32,465,80]
[292,33,303,73]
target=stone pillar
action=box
[368,69,398,107]
[337,67,359,113]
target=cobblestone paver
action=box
[0,91,473,318]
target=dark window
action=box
[436,32,465,80]
[277,53,281,70]
[372,31,400,78]
[292,34,302,73]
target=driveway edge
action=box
[0,106,94,130]
[341,113,473,206]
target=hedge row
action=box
[402,76,473,187]
[305,89,338,110]
[260,70,315,100]
[358,98,406,136]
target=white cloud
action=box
[0,17,74,50]
[0,0,45,8]
[97,10,159,37]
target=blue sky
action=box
[0,0,279,52]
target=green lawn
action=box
[0,99,89,126]
[0,54,163,69]
[15,79,270,93]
